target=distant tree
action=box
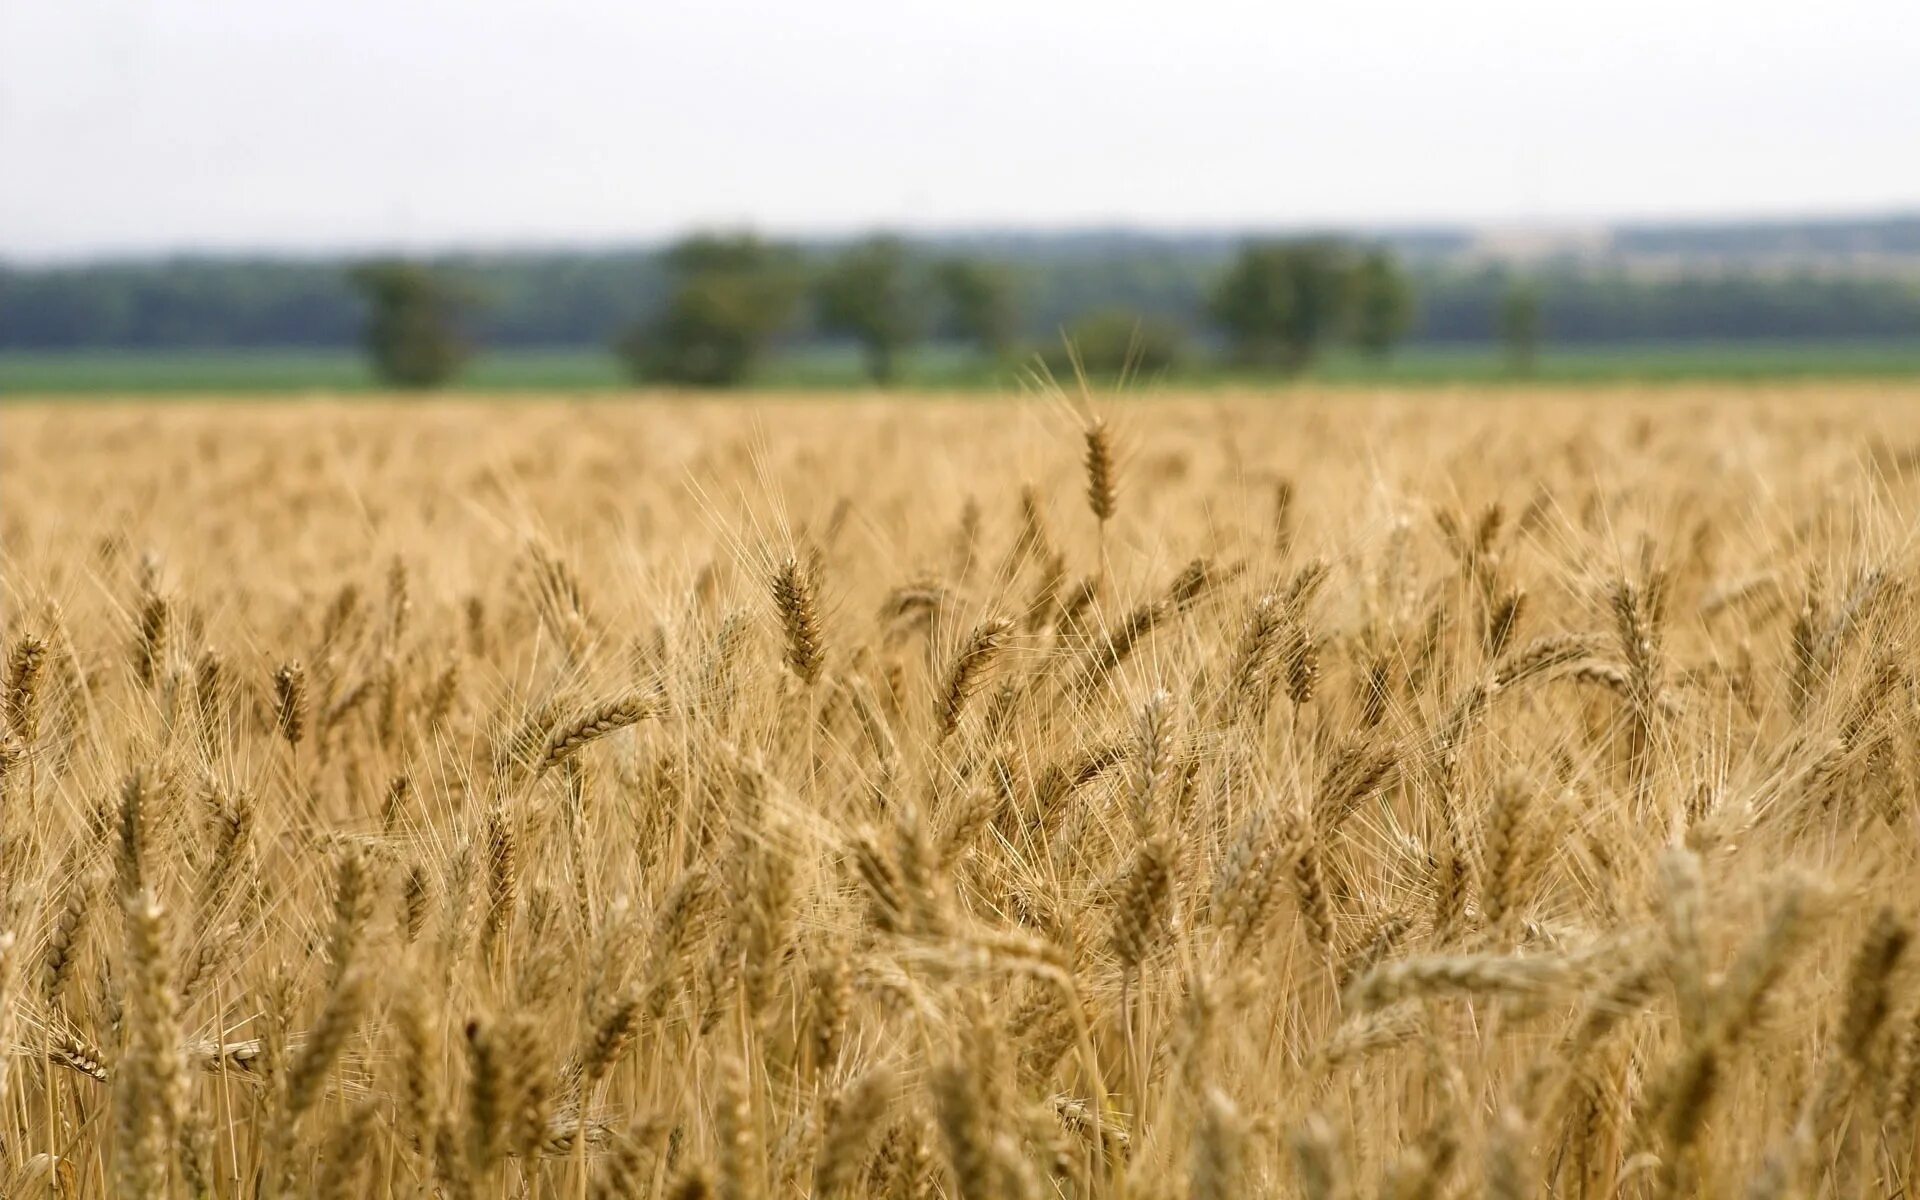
[1499,280,1543,375]
[347,262,467,388]
[1047,309,1185,380]
[1208,239,1354,371]
[933,259,1019,360]
[616,235,801,386]
[814,237,927,384]
[1349,250,1416,357]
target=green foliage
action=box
[1208,239,1355,371]
[814,237,927,384]
[1499,281,1543,375]
[934,259,1019,359]
[616,235,801,386]
[1349,250,1416,357]
[8,221,1920,359]
[1046,309,1186,380]
[346,262,467,388]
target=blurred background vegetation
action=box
[4,214,1919,391]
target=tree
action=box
[616,235,801,386]
[347,262,467,388]
[1499,280,1542,375]
[1047,309,1185,380]
[814,237,926,384]
[933,259,1018,360]
[1208,239,1353,371]
[1349,250,1416,357]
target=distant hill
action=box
[1607,214,1920,266]
[918,213,1920,272]
[3,213,1917,352]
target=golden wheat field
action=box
[3,383,1920,1200]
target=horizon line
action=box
[6,203,1919,269]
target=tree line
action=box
[344,235,1438,387]
[6,232,1920,385]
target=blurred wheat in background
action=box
[2,383,1920,1197]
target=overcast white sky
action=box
[3,0,1917,261]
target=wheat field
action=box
[2,384,1919,1199]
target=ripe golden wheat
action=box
[1,383,1918,1197]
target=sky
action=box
[3,0,1918,261]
